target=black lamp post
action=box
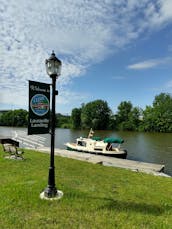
[41,51,63,199]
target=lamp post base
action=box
[40,189,63,200]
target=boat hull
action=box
[66,146,127,159]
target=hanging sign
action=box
[28,80,50,135]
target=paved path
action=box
[36,147,170,177]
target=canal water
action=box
[0,127,172,176]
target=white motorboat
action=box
[65,129,127,159]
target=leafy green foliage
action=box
[71,108,81,129]
[0,109,28,126]
[80,100,111,130]
[56,113,71,129]
[141,93,172,132]
[115,101,142,131]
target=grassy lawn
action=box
[0,145,172,229]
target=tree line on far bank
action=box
[1,93,172,133]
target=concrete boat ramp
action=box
[37,147,170,177]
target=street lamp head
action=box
[45,51,62,78]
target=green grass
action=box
[0,145,172,229]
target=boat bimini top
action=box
[103,137,124,144]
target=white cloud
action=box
[1,0,172,112]
[57,89,89,105]
[127,57,172,70]
[148,0,172,27]
[128,60,160,70]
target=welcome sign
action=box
[28,80,50,135]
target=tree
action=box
[81,100,111,130]
[153,93,172,132]
[56,113,71,128]
[108,114,117,130]
[71,108,81,129]
[116,101,132,122]
[115,101,133,130]
[115,101,142,131]
[141,106,156,132]
[0,109,28,126]
[141,93,172,132]
[128,107,143,131]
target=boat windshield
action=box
[77,140,86,147]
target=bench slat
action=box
[2,143,24,159]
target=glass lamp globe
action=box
[45,51,62,78]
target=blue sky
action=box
[1,0,172,114]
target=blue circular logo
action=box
[30,94,49,116]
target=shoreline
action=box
[36,147,171,178]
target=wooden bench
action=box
[0,138,24,159]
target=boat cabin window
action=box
[94,148,103,151]
[77,140,86,147]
